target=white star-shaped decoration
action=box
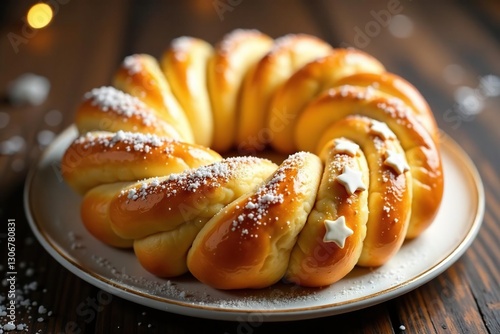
[336,165,367,195]
[384,150,410,175]
[369,120,396,140]
[333,139,359,156]
[323,216,353,248]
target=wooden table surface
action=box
[1,0,499,333]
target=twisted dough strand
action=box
[206,30,274,152]
[61,131,221,194]
[75,86,182,139]
[287,115,412,287]
[236,34,333,152]
[268,49,386,154]
[117,157,278,277]
[114,54,195,143]
[161,37,214,147]
[187,152,322,289]
[286,136,370,287]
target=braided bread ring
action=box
[61,30,445,290]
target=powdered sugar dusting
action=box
[0,249,53,331]
[89,254,322,309]
[334,85,375,101]
[170,36,194,62]
[123,55,142,75]
[83,86,156,126]
[326,153,351,184]
[272,33,298,51]
[121,157,269,202]
[376,97,410,121]
[91,255,188,299]
[74,130,174,154]
[230,152,307,238]
[171,36,194,52]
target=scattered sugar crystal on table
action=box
[0,256,52,331]
[3,323,16,331]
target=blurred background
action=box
[0,0,498,333]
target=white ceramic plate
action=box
[24,126,484,321]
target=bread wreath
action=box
[61,30,443,289]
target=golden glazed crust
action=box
[161,37,214,147]
[208,29,274,152]
[286,137,370,286]
[236,34,333,153]
[298,86,443,237]
[317,116,412,267]
[187,152,322,289]
[80,182,134,248]
[129,157,278,277]
[333,72,439,141]
[268,49,385,154]
[61,131,221,194]
[114,54,194,143]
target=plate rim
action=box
[23,126,485,321]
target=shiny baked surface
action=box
[61,30,443,290]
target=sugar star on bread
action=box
[384,150,410,175]
[336,165,367,195]
[323,216,353,248]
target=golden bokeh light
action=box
[27,3,53,29]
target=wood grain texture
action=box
[0,0,498,333]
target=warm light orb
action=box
[27,3,53,29]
